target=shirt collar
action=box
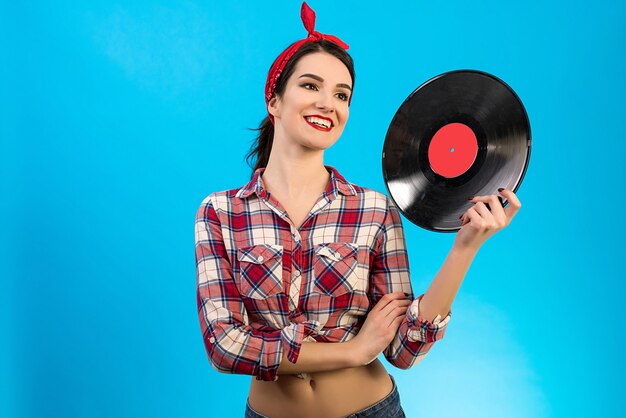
[236,165,356,199]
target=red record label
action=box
[427,122,478,178]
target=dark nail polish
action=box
[468,196,474,200]
[498,188,504,192]
[404,292,410,297]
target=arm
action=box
[418,188,522,329]
[277,340,359,375]
[420,188,522,318]
[196,196,357,381]
[417,245,477,324]
[368,197,452,370]
[196,196,281,381]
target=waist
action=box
[247,359,393,417]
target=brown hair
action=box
[245,40,355,176]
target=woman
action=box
[195,3,522,417]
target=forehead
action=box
[291,52,352,85]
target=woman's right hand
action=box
[349,291,412,366]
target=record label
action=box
[428,122,478,178]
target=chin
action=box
[297,140,328,151]
[294,128,341,149]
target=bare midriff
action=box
[247,358,394,418]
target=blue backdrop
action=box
[2,1,624,417]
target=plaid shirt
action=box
[195,165,451,382]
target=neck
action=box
[261,130,331,199]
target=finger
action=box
[472,201,496,225]
[371,291,407,313]
[470,194,507,223]
[468,195,501,216]
[392,314,406,330]
[384,300,412,318]
[385,303,409,321]
[460,206,477,226]
[468,193,506,207]
[487,195,507,224]
[498,188,522,220]
[388,311,406,330]
[381,298,411,318]
[463,206,482,227]
[460,210,468,226]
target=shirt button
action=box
[257,256,264,263]
[294,270,301,278]
[209,336,215,343]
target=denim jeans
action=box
[245,373,406,418]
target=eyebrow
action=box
[298,73,352,92]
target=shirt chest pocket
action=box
[237,244,284,300]
[313,242,365,297]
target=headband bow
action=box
[264,1,350,124]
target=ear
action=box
[267,95,280,119]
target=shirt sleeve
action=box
[195,196,320,381]
[368,196,452,370]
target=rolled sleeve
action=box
[406,294,451,343]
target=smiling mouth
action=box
[304,116,333,131]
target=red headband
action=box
[264,1,350,125]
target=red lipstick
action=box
[304,115,333,132]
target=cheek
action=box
[285,107,303,124]
[339,108,349,124]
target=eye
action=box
[301,82,318,90]
[336,92,349,102]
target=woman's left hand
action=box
[455,188,522,251]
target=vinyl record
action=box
[382,70,531,232]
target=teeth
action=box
[305,116,331,129]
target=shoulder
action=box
[196,186,242,217]
[340,176,404,230]
[329,166,390,210]
[345,181,393,211]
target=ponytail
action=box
[246,116,274,177]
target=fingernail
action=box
[498,188,504,192]
[404,292,410,297]
[468,196,474,200]
[459,215,463,219]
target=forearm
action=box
[277,340,360,375]
[418,244,479,322]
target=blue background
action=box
[2,1,624,417]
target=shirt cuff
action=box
[280,320,323,366]
[252,329,285,382]
[406,294,451,343]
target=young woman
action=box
[195,3,522,417]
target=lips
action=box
[304,115,333,132]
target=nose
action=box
[315,93,335,113]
